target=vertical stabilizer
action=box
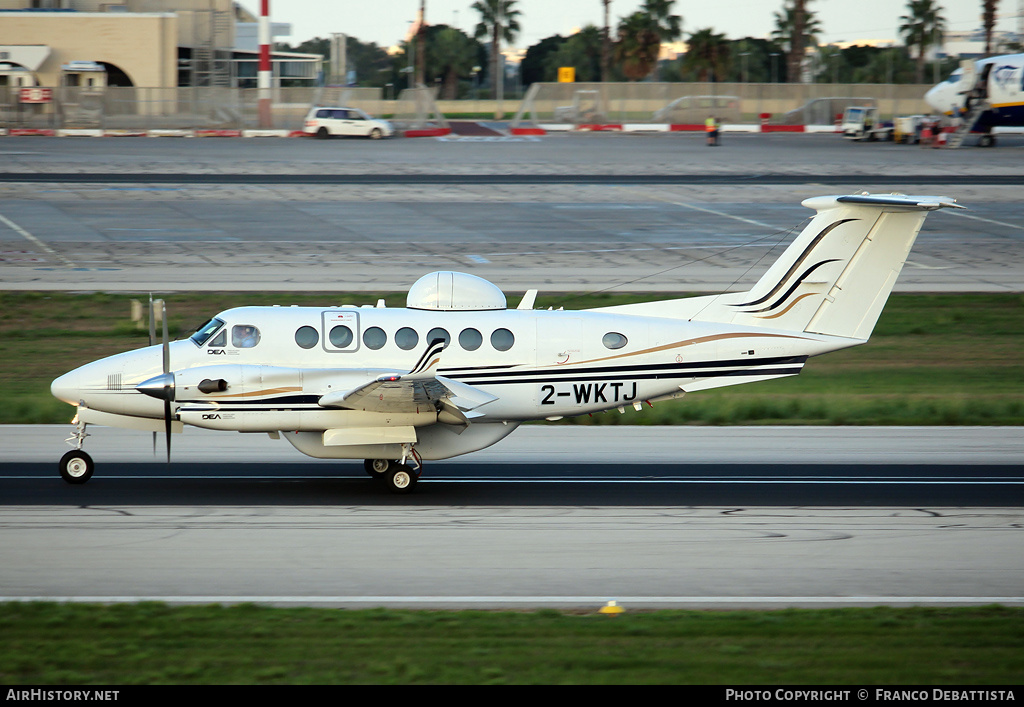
[691,194,963,340]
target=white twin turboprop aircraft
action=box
[51,193,961,493]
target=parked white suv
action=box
[302,107,394,139]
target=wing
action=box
[317,339,498,418]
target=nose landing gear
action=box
[59,449,94,484]
[60,416,94,484]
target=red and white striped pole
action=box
[257,0,272,128]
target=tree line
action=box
[275,0,1014,96]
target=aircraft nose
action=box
[924,84,949,113]
[51,369,84,405]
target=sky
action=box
[237,0,1021,51]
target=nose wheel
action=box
[59,416,95,484]
[59,450,94,485]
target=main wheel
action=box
[364,458,394,478]
[384,465,417,495]
[316,127,330,140]
[59,450,94,485]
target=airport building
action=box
[0,0,319,89]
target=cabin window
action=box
[190,317,224,346]
[490,328,514,351]
[363,326,387,350]
[329,325,354,348]
[459,328,482,351]
[232,325,261,348]
[427,327,451,348]
[602,332,627,350]
[395,327,419,351]
[321,311,359,352]
[295,326,319,349]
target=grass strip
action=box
[1,603,1021,685]
[1,292,1021,426]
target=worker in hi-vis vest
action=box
[705,115,720,146]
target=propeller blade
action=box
[164,399,172,464]
[161,300,169,375]
[148,293,156,347]
[161,299,171,463]
[149,294,157,456]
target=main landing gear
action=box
[59,418,94,484]
[363,453,420,494]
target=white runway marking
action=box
[0,210,76,267]
[5,475,1020,484]
[945,209,1024,231]
[2,595,1021,606]
[631,189,778,229]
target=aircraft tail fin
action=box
[691,194,963,340]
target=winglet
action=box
[403,338,446,381]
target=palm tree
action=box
[772,0,822,83]
[682,28,731,82]
[472,0,521,117]
[614,11,662,80]
[547,25,604,82]
[431,27,478,99]
[899,0,946,83]
[982,0,999,56]
[641,0,683,43]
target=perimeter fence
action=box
[1,83,935,132]
[0,86,384,132]
[511,82,933,128]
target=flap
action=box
[317,338,497,415]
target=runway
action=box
[2,426,1022,608]
[3,172,1024,185]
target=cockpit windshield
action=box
[190,317,225,347]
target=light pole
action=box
[257,0,272,128]
[770,52,779,83]
[739,51,750,83]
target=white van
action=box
[302,107,394,139]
